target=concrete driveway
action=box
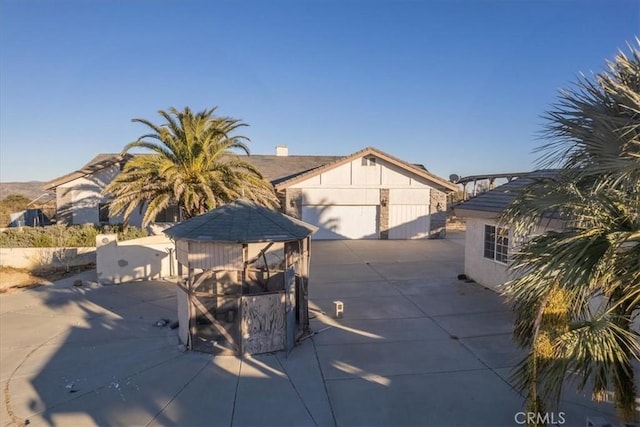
[0,234,620,426]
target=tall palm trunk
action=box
[611,288,638,423]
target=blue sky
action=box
[1,0,638,183]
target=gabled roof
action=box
[43,146,456,192]
[244,155,341,184]
[163,199,317,243]
[454,170,558,216]
[43,152,342,190]
[43,153,130,190]
[273,147,458,192]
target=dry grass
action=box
[0,264,95,294]
[447,217,467,231]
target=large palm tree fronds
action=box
[536,42,640,187]
[504,182,640,421]
[501,41,640,423]
[104,107,279,225]
[511,312,640,417]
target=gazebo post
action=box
[187,262,196,350]
[164,199,317,356]
[241,243,250,355]
[242,244,249,291]
[300,236,311,334]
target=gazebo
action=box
[163,199,317,356]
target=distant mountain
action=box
[0,181,51,202]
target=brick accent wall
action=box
[379,188,389,240]
[429,189,447,239]
[284,189,302,219]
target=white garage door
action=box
[389,205,430,239]
[302,205,379,239]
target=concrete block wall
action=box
[283,189,302,219]
[96,234,177,284]
[0,247,96,269]
[379,188,390,240]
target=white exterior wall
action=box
[464,216,563,290]
[389,188,430,204]
[96,234,177,284]
[320,164,352,186]
[291,159,432,190]
[292,157,437,240]
[59,166,118,225]
[464,216,513,291]
[58,166,143,227]
[176,286,190,345]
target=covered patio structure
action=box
[163,199,317,356]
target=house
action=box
[44,146,458,240]
[44,153,137,226]
[453,170,559,289]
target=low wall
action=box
[0,247,96,269]
[96,234,178,285]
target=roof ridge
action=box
[274,146,457,192]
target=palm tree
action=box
[104,107,279,226]
[500,42,640,424]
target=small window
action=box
[484,224,509,263]
[155,204,181,223]
[361,157,377,166]
[98,203,110,224]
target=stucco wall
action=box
[464,216,513,290]
[59,166,118,225]
[464,215,565,290]
[96,234,177,284]
[57,166,144,227]
[0,247,95,269]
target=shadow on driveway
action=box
[0,237,624,426]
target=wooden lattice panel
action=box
[240,293,286,354]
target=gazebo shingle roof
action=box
[163,199,317,243]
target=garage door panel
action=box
[302,205,379,240]
[302,189,379,205]
[389,205,430,239]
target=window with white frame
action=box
[484,224,509,263]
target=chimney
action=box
[276,145,289,156]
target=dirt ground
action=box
[0,264,95,293]
[446,217,466,231]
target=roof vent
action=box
[362,156,376,166]
[276,145,288,156]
